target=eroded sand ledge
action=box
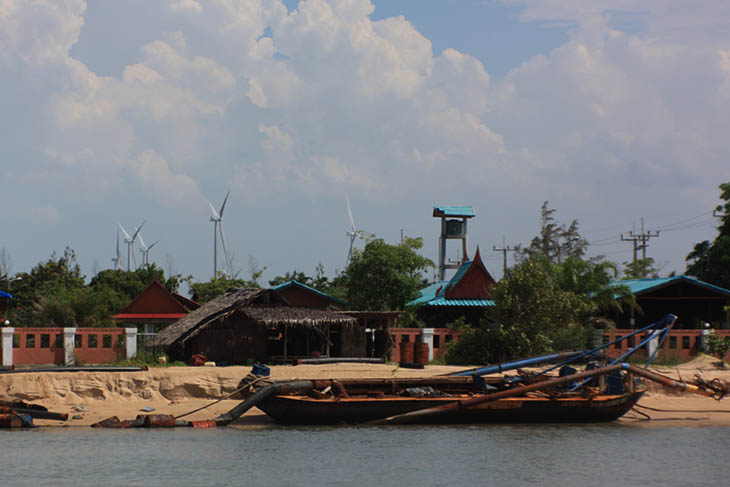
[3,360,730,427]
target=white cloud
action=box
[128,150,200,202]
[3,0,729,280]
[168,0,202,15]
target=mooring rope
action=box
[634,403,730,414]
[174,376,269,419]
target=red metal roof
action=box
[113,313,187,320]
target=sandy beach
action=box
[3,357,730,428]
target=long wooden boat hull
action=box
[256,390,645,425]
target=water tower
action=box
[433,205,475,281]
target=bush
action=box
[707,334,730,362]
[444,322,551,366]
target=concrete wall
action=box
[1,327,137,366]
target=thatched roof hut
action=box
[151,288,359,364]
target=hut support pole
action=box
[326,324,331,357]
[284,325,288,362]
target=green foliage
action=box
[622,258,660,279]
[344,237,433,311]
[686,182,730,288]
[396,307,426,328]
[490,257,586,348]
[268,263,334,293]
[189,273,261,303]
[113,350,186,367]
[519,201,588,264]
[11,247,86,326]
[706,333,730,362]
[444,323,538,365]
[7,249,186,327]
[444,256,632,365]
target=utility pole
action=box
[493,236,517,275]
[621,218,660,264]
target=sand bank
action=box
[2,358,729,428]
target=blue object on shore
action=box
[0,290,12,299]
[252,363,270,377]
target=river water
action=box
[1,424,727,486]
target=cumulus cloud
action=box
[128,150,200,202]
[2,0,729,278]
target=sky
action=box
[1,0,729,292]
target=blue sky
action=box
[369,0,571,77]
[1,0,729,292]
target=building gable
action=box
[443,247,496,300]
[114,279,202,324]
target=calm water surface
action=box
[1,424,727,486]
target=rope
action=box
[634,403,730,414]
[174,376,269,419]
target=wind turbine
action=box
[345,195,359,267]
[208,190,231,278]
[111,230,122,270]
[118,221,145,271]
[138,232,159,267]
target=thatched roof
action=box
[152,288,357,348]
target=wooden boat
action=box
[252,375,646,425]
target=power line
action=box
[620,217,660,265]
[493,236,517,274]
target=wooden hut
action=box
[151,288,359,364]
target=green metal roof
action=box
[609,275,730,297]
[433,205,475,217]
[272,280,346,305]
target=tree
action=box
[622,258,660,279]
[268,270,314,288]
[10,247,86,326]
[88,264,187,317]
[189,274,260,303]
[519,201,588,264]
[344,237,433,311]
[444,256,634,365]
[686,182,730,289]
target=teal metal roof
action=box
[272,280,345,305]
[433,205,475,217]
[407,281,449,307]
[407,262,495,308]
[609,275,730,297]
[425,298,495,307]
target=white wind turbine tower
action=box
[345,195,359,267]
[138,232,159,267]
[208,190,231,278]
[118,221,145,271]
[111,230,122,270]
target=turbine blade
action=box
[208,200,220,220]
[148,240,160,250]
[346,195,356,231]
[219,190,231,218]
[219,223,230,275]
[138,233,147,251]
[132,220,145,241]
[118,222,132,241]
